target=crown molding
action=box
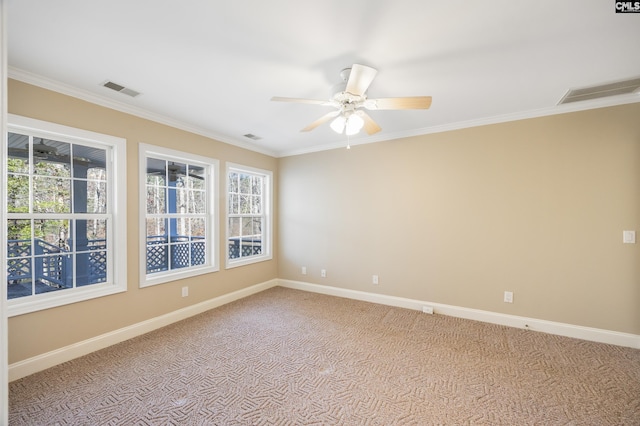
[278,94,640,157]
[9,67,639,159]
[8,67,278,158]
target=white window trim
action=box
[139,144,219,288]
[225,162,273,269]
[6,114,128,317]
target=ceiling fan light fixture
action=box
[330,115,346,134]
[345,114,364,136]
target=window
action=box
[139,144,219,287]
[226,163,272,268]
[5,115,127,316]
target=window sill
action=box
[140,265,219,288]
[225,254,273,269]
[7,283,127,317]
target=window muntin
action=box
[140,145,218,287]
[5,115,127,316]
[226,164,272,267]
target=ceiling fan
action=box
[271,64,432,136]
[148,163,204,182]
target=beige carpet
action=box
[9,287,640,425]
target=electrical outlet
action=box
[321,269,326,278]
[504,291,513,303]
[372,275,379,285]
[301,266,307,275]
[182,286,189,297]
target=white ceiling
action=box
[7,0,640,157]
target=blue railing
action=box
[146,235,206,273]
[228,237,262,259]
[8,235,262,298]
[7,239,72,288]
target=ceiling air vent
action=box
[558,77,640,105]
[243,133,262,141]
[102,80,141,98]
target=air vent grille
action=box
[558,77,640,105]
[102,80,141,98]
[243,133,262,141]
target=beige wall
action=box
[278,103,640,335]
[8,79,279,364]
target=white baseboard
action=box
[278,279,640,350]
[9,279,279,382]
[10,277,639,382]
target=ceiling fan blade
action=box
[357,111,382,135]
[345,64,378,96]
[271,96,330,106]
[301,111,340,132]
[365,96,432,110]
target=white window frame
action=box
[5,114,127,317]
[139,144,219,287]
[225,163,273,269]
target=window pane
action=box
[7,156,29,174]
[252,195,262,215]
[73,145,107,179]
[147,157,166,185]
[228,172,238,192]
[75,219,106,252]
[191,240,206,266]
[8,133,30,173]
[252,217,262,236]
[76,251,107,286]
[146,241,168,273]
[88,250,108,284]
[241,217,254,236]
[190,218,206,238]
[34,177,71,213]
[146,217,166,238]
[170,243,190,269]
[7,219,32,246]
[87,180,107,213]
[252,176,262,195]
[188,165,205,190]
[240,195,250,214]
[7,255,33,299]
[229,217,240,238]
[229,194,238,214]
[189,190,205,214]
[147,185,166,214]
[168,162,186,184]
[37,253,72,292]
[33,139,70,177]
[34,219,70,249]
[240,174,250,193]
[7,174,30,213]
[73,180,107,213]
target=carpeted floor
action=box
[9,286,640,425]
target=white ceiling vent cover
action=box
[102,80,141,98]
[558,77,640,105]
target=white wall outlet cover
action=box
[623,230,636,244]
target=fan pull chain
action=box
[346,133,351,150]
